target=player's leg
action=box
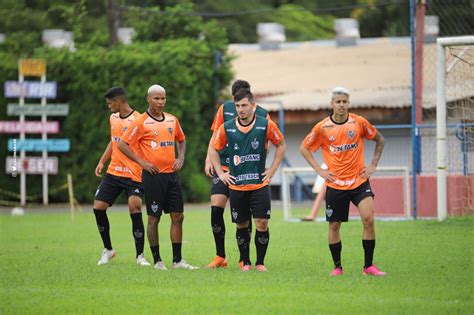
[208,175,229,268]
[166,173,197,270]
[251,186,271,272]
[304,184,326,221]
[353,181,385,276]
[142,171,166,270]
[325,186,350,275]
[94,174,122,265]
[230,189,252,271]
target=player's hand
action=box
[361,164,376,179]
[218,171,235,186]
[262,168,276,183]
[95,162,104,177]
[141,161,159,175]
[204,158,215,177]
[318,168,335,183]
[173,158,184,172]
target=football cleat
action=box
[98,249,116,265]
[255,264,268,272]
[136,254,151,266]
[330,267,343,276]
[207,256,228,268]
[154,261,168,270]
[363,265,386,276]
[172,260,199,270]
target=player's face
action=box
[147,91,166,113]
[331,94,349,116]
[235,98,256,122]
[106,98,120,113]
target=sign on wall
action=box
[6,157,58,175]
[0,121,60,134]
[8,139,70,152]
[4,81,57,99]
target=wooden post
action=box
[67,173,75,223]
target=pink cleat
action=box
[240,264,252,272]
[363,265,386,276]
[255,265,268,272]
[330,267,343,276]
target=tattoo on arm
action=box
[370,132,385,167]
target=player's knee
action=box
[362,216,374,228]
[329,221,341,232]
[255,219,268,231]
[148,215,160,225]
[171,213,184,225]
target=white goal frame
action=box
[436,36,474,221]
[281,166,411,222]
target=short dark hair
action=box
[233,88,253,103]
[231,80,251,96]
[104,86,127,99]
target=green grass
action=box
[1,208,473,314]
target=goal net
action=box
[437,36,474,220]
[281,166,411,222]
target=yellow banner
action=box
[19,59,46,76]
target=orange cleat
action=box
[207,256,228,268]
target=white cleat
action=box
[136,254,151,266]
[154,261,168,270]
[98,249,116,265]
[172,260,199,270]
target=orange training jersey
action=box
[302,113,378,190]
[122,111,185,173]
[107,110,142,182]
[212,118,284,191]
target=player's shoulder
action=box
[316,116,334,129]
[163,111,179,121]
[255,104,268,117]
[349,113,369,124]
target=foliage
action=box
[1,212,473,313]
[274,4,334,41]
[0,38,232,203]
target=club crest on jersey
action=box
[151,202,159,213]
[122,126,128,132]
[234,143,239,150]
[167,127,173,134]
[251,138,259,149]
[348,130,355,139]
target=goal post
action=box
[281,166,411,222]
[436,36,474,221]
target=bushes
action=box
[0,39,232,203]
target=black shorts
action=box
[229,185,271,223]
[211,174,230,197]
[142,171,184,217]
[325,180,375,222]
[94,173,144,206]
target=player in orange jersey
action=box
[94,86,150,267]
[119,84,197,270]
[300,87,386,276]
[208,89,286,272]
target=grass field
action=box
[1,207,473,314]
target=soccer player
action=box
[93,86,150,266]
[119,84,198,270]
[208,88,286,272]
[204,80,271,269]
[300,87,386,276]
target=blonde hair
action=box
[147,84,166,95]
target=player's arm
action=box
[262,139,286,183]
[205,106,224,177]
[300,128,335,182]
[361,131,385,179]
[95,141,112,177]
[208,126,235,185]
[173,140,186,172]
[205,137,216,177]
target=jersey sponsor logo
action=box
[329,135,335,142]
[251,138,259,149]
[160,140,174,147]
[153,130,158,136]
[224,112,235,116]
[348,130,355,139]
[114,166,130,173]
[334,178,356,186]
[145,121,155,124]
[167,127,173,134]
[234,143,239,150]
[323,124,334,129]
[151,140,158,149]
[227,129,236,133]
[331,143,358,153]
[233,154,261,166]
[234,173,260,182]
[256,126,265,130]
